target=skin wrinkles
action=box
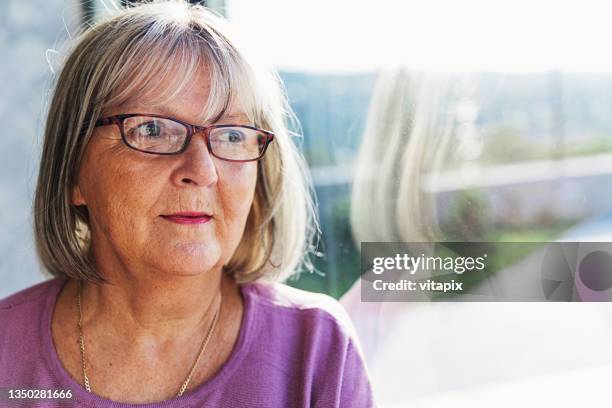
[51,66,254,403]
[74,80,256,280]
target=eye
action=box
[221,129,246,143]
[135,121,163,138]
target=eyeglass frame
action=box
[94,113,275,162]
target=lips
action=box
[161,212,212,225]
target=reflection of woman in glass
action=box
[342,68,451,361]
[349,69,450,244]
[342,68,611,407]
[0,2,374,406]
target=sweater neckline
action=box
[41,275,257,408]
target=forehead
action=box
[106,66,251,125]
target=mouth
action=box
[160,212,213,225]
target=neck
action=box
[78,258,233,346]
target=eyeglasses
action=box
[94,113,274,162]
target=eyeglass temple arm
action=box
[95,117,120,127]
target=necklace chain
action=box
[76,280,222,398]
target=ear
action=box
[70,184,86,206]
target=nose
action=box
[172,130,218,187]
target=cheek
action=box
[80,153,165,237]
[217,161,257,226]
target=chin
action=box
[158,242,222,273]
[155,260,221,276]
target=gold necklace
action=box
[76,280,222,398]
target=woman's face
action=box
[71,68,258,277]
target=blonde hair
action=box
[34,0,318,284]
[350,69,453,246]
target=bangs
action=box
[99,24,259,125]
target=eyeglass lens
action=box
[122,116,266,160]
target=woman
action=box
[0,1,375,406]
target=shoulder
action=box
[244,281,353,323]
[0,277,62,309]
[0,276,65,329]
[0,276,66,374]
[241,281,375,406]
[241,280,362,349]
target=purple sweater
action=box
[0,276,375,407]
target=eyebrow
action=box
[127,105,248,124]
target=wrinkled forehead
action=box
[100,36,258,125]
